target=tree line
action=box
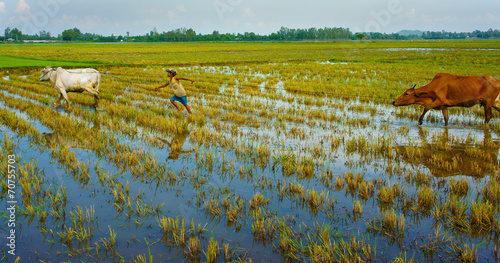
[2,26,500,43]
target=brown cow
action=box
[392,73,500,126]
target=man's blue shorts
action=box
[171,95,188,105]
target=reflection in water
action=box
[42,131,95,186]
[395,127,500,177]
[42,115,100,150]
[43,132,91,151]
[157,131,193,160]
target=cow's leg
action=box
[442,108,449,126]
[91,90,99,108]
[93,93,99,108]
[60,90,71,110]
[54,93,63,108]
[484,106,493,124]
[85,88,99,108]
[418,108,429,125]
[423,100,444,111]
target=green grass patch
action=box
[0,55,98,68]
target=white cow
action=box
[40,66,100,109]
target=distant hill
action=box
[397,30,423,37]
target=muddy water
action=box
[1,65,499,262]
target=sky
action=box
[0,0,499,36]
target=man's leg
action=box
[184,104,192,114]
[170,100,183,112]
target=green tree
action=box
[4,27,22,40]
[4,27,10,39]
[186,28,196,41]
[62,28,82,41]
[39,30,51,40]
[355,33,365,41]
[212,30,220,40]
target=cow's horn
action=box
[411,84,416,89]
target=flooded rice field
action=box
[1,42,500,262]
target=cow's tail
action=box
[493,93,500,112]
[95,70,101,93]
[491,76,500,112]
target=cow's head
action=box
[42,132,56,148]
[392,84,429,106]
[40,66,54,81]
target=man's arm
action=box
[157,137,172,147]
[155,82,170,90]
[177,77,195,83]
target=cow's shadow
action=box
[53,105,72,113]
[156,130,193,161]
[43,132,92,151]
[53,105,105,113]
[43,116,101,149]
[394,127,500,177]
[81,106,106,113]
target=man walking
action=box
[155,68,195,114]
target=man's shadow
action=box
[157,130,193,160]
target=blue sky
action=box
[1,0,499,36]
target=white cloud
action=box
[398,8,416,19]
[418,14,458,25]
[83,15,102,28]
[223,18,240,26]
[53,14,107,30]
[9,0,33,23]
[176,5,186,12]
[436,16,458,24]
[244,21,266,29]
[150,8,164,16]
[142,19,154,26]
[202,20,212,27]
[242,7,255,18]
[160,6,186,20]
[478,13,497,21]
[0,2,6,13]
[167,11,178,20]
[16,0,30,13]
[52,14,77,26]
